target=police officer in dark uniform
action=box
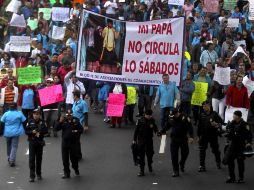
[56,109,83,179]
[224,110,252,183]
[160,106,194,177]
[198,100,223,172]
[133,109,158,176]
[25,108,48,182]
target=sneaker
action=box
[237,179,245,184]
[37,175,42,180]
[110,124,115,128]
[172,172,180,177]
[62,174,70,179]
[226,178,236,183]
[198,166,206,172]
[137,171,145,177]
[29,178,35,183]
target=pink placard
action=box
[107,104,124,117]
[38,84,64,106]
[108,93,125,105]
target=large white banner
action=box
[10,36,31,53]
[77,10,184,86]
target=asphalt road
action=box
[0,107,253,190]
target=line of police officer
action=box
[133,101,253,183]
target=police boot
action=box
[137,166,145,177]
[62,173,70,179]
[198,166,206,172]
[172,171,179,177]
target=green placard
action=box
[38,8,52,20]
[27,19,38,31]
[18,67,42,85]
[223,0,237,11]
[50,0,64,5]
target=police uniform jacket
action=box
[56,117,83,143]
[161,114,193,140]
[25,119,48,142]
[226,119,252,154]
[133,117,158,146]
[198,111,223,137]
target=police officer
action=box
[198,100,223,172]
[133,109,158,177]
[224,111,252,183]
[160,106,194,177]
[25,108,48,182]
[56,109,83,179]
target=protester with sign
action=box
[108,83,127,128]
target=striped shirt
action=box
[4,87,15,104]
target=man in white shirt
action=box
[31,42,44,59]
[64,70,86,110]
[104,0,118,18]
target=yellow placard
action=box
[191,82,208,106]
[126,86,136,105]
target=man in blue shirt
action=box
[154,74,180,129]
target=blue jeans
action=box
[160,107,173,130]
[6,136,19,163]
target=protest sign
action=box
[9,13,26,28]
[52,7,70,22]
[234,40,246,47]
[242,76,254,97]
[232,46,247,57]
[227,18,239,28]
[223,0,236,10]
[249,1,254,21]
[77,10,184,86]
[50,0,63,4]
[126,86,137,105]
[52,26,66,40]
[213,65,230,85]
[6,0,22,13]
[27,18,38,31]
[18,67,41,85]
[191,82,208,106]
[168,0,184,6]
[107,93,125,117]
[10,36,31,52]
[225,107,248,123]
[38,85,64,106]
[38,8,52,20]
[203,0,219,13]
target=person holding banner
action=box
[198,101,224,172]
[133,109,158,176]
[154,74,180,130]
[159,106,194,177]
[224,110,252,183]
